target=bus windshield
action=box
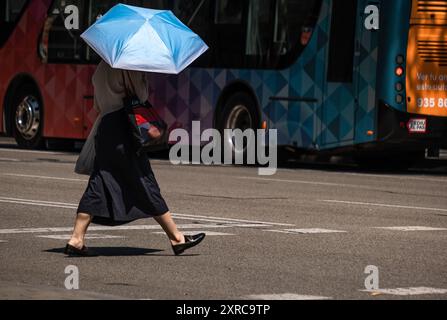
[171,0,322,69]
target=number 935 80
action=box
[417,97,447,108]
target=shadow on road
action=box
[45,247,163,257]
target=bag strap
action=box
[121,70,137,98]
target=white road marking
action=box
[0,158,20,162]
[172,212,294,227]
[173,215,278,226]
[0,197,254,225]
[0,201,75,209]
[0,240,7,243]
[0,196,293,227]
[225,224,272,228]
[0,197,77,209]
[0,197,77,206]
[322,200,447,213]
[0,148,72,155]
[277,167,447,184]
[246,294,331,300]
[0,226,136,234]
[0,173,87,182]
[37,234,125,240]
[237,176,367,189]
[342,172,447,184]
[361,287,447,296]
[0,223,272,235]
[375,226,447,232]
[152,231,233,236]
[266,228,347,234]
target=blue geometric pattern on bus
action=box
[150,0,379,150]
[355,22,379,146]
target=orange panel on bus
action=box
[406,26,447,117]
[410,0,447,24]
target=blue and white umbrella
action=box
[81,4,209,74]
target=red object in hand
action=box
[125,99,167,155]
[131,105,163,140]
[133,106,157,126]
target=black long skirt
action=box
[77,108,169,226]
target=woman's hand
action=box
[148,125,161,140]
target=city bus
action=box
[1,0,446,166]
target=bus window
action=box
[173,0,206,24]
[173,0,214,67]
[327,0,357,83]
[88,1,115,25]
[246,0,274,68]
[0,0,28,48]
[214,0,245,68]
[85,0,118,63]
[272,0,322,69]
[44,0,86,63]
[215,0,243,24]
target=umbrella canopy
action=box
[81,4,209,74]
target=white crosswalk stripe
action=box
[37,234,125,240]
[361,287,447,296]
[0,158,20,162]
[266,228,347,234]
[0,173,88,182]
[0,223,272,236]
[0,196,293,227]
[246,294,332,300]
[376,226,447,232]
[152,231,233,236]
[323,200,447,213]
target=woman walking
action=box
[66,60,205,257]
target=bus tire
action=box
[217,92,260,164]
[10,84,44,149]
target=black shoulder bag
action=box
[122,71,168,155]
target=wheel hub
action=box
[15,95,41,141]
[225,104,253,153]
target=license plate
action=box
[407,118,427,133]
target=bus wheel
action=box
[218,92,259,164]
[11,84,44,149]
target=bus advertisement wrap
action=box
[0,0,446,163]
[407,26,447,117]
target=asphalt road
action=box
[0,137,446,300]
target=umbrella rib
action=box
[151,26,177,72]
